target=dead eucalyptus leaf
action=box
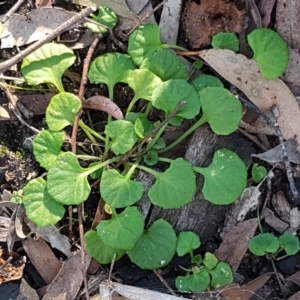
[251,139,300,163]
[258,0,276,27]
[83,95,124,119]
[198,49,300,151]
[0,8,75,48]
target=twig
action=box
[152,269,177,297]
[126,0,168,36]
[0,6,95,73]
[1,0,26,23]
[0,83,40,134]
[270,105,300,204]
[0,256,13,272]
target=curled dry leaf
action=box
[83,95,124,119]
[182,0,245,49]
[198,49,300,151]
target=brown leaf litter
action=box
[182,0,245,49]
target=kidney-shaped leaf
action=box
[23,178,65,226]
[176,231,201,257]
[128,23,163,66]
[46,92,81,131]
[211,32,239,52]
[88,52,136,98]
[105,120,138,155]
[85,230,125,264]
[191,75,223,93]
[279,233,299,255]
[140,50,188,81]
[100,169,143,208]
[33,129,64,171]
[21,43,75,92]
[199,87,242,135]
[249,233,279,256]
[152,79,200,125]
[97,206,144,250]
[176,270,210,292]
[127,219,177,269]
[195,149,247,205]
[148,158,196,209]
[47,152,91,205]
[247,28,289,79]
[210,262,233,288]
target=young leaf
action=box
[176,269,210,292]
[100,169,144,208]
[33,130,64,171]
[211,32,239,52]
[194,149,247,205]
[148,158,196,209]
[127,219,177,269]
[252,163,267,183]
[88,52,136,97]
[152,137,166,150]
[143,149,159,166]
[247,28,289,79]
[85,230,125,264]
[21,43,75,92]
[191,75,223,93]
[97,206,144,250]
[209,262,233,288]
[152,79,201,126]
[23,178,65,226]
[47,152,91,205]
[134,117,154,138]
[128,23,163,66]
[46,92,81,131]
[140,50,188,81]
[199,87,242,135]
[127,69,162,102]
[105,120,138,155]
[203,252,218,270]
[191,254,203,265]
[279,234,299,255]
[85,6,117,33]
[176,231,201,257]
[192,61,203,70]
[248,233,279,256]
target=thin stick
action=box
[0,256,13,272]
[1,0,26,23]
[0,6,95,73]
[152,269,177,297]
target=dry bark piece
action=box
[261,207,289,233]
[182,0,245,49]
[272,190,291,223]
[198,49,300,151]
[276,0,300,49]
[22,237,63,284]
[214,218,258,273]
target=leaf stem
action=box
[131,163,159,177]
[76,155,103,161]
[84,155,122,176]
[157,116,207,153]
[127,95,139,113]
[144,123,168,153]
[78,119,105,142]
[162,43,188,52]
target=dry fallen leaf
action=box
[0,251,25,284]
[258,0,276,27]
[282,49,300,94]
[198,49,300,151]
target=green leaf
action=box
[176,270,210,292]
[127,69,162,102]
[143,149,159,166]
[192,61,203,70]
[88,52,136,97]
[152,137,166,150]
[128,23,163,66]
[23,178,64,226]
[152,79,201,125]
[176,231,200,257]
[199,87,242,135]
[191,254,202,265]
[203,252,218,270]
[191,75,223,93]
[247,28,289,79]
[100,169,144,208]
[248,233,279,256]
[85,230,125,264]
[127,219,177,269]
[211,32,239,52]
[105,120,138,155]
[195,149,247,205]
[134,117,154,138]
[88,162,103,180]
[47,152,91,205]
[21,43,75,92]
[140,50,188,81]
[97,206,144,250]
[46,92,81,131]
[11,190,23,204]
[252,163,267,183]
[210,262,233,288]
[279,234,299,255]
[33,130,64,171]
[148,158,196,209]
[85,6,117,33]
